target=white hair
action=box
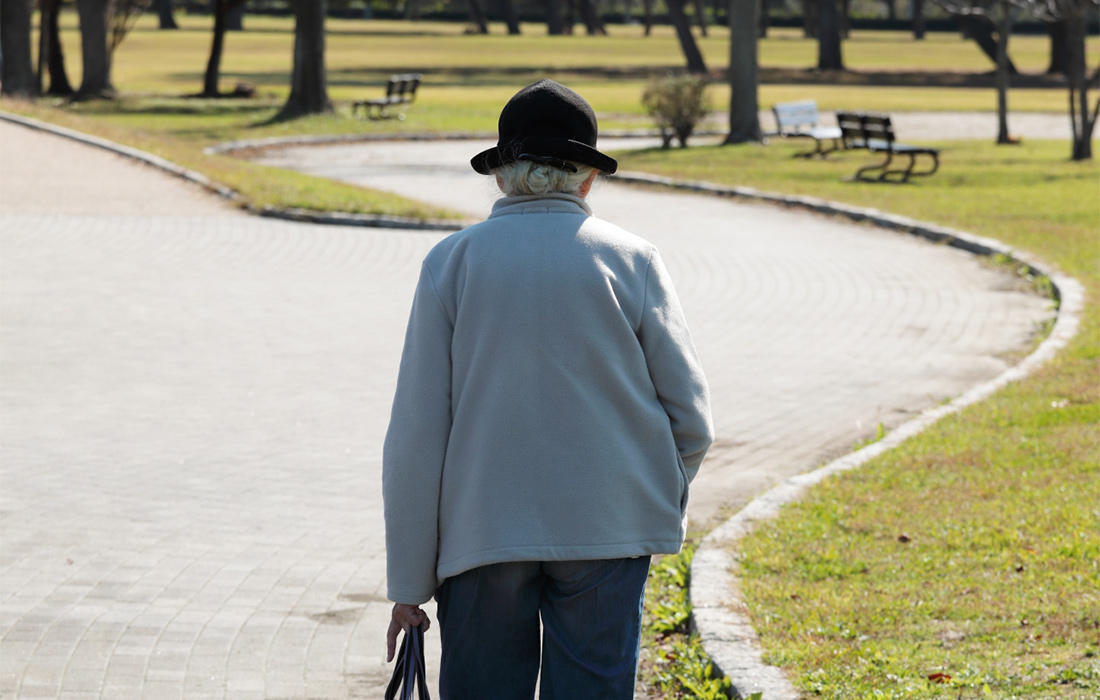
[493,160,596,197]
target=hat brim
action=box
[471,136,618,175]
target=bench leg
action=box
[881,151,939,183]
[908,152,939,179]
[818,137,841,158]
[790,135,818,158]
[855,151,893,181]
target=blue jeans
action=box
[434,557,652,700]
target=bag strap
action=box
[384,623,431,700]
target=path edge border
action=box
[607,171,1085,699]
[0,111,469,232]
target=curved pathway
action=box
[0,120,1050,699]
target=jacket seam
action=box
[422,262,455,327]
[638,246,655,330]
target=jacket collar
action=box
[488,193,593,219]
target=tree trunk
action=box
[726,0,762,143]
[74,0,114,99]
[668,0,707,73]
[642,0,653,36]
[405,0,421,21]
[839,0,850,39]
[500,0,521,34]
[579,0,606,34]
[884,0,895,21]
[1046,20,1067,75]
[1,0,37,97]
[44,0,73,95]
[277,0,332,120]
[546,0,565,34]
[911,0,925,39]
[693,0,708,37]
[203,0,231,96]
[954,14,1018,74]
[758,0,770,38]
[563,0,576,33]
[156,0,178,29]
[994,6,1013,144]
[817,0,843,70]
[226,2,244,30]
[468,0,489,33]
[802,0,818,38]
[1066,12,1094,159]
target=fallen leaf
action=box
[928,672,952,684]
[898,534,912,543]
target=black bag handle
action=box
[384,623,431,700]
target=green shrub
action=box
[641,74,710,149]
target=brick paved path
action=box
[1,121,1050,699]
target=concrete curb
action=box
[201,128,728,156]
[0,111,469,232]
[606,172,1086,700]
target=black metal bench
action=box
[836,111,940,183]
[769,100,843,158]
[352,73,422,121]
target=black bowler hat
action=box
[470,80,618,175]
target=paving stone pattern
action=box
[1,122,1051,699]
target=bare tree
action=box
[641,0,654,35]
[953,12,1018,72]
[277,0,333,119]
[818,0,844,69]
[109,0,153,54]
[546,0,566,33]
[693,0,709,36]
[578,0,607,34]
[1,0,37,97]
[1027,0,1099,158]
[74,0,114,99]
[913,0,927,37]
[202,0,247,96]
[468,0,490,33]
[668,0,708,73]
[155,0,178,28]
[37,0,73,95]
[803,0,819,37]
[226,1,243,29]
[726,0,763,143]
[1045,19,1068,73]
[935,0,1023,144]
[498,0,522,34]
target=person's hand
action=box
[386,603,430,662]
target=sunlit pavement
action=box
[1,120,1050,699]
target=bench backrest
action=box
[387,73,423,100]
[837,111,896,147]
[773,100,821,131]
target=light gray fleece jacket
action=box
[383,192,713,605]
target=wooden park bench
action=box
[769,100,843,158]
[836,111,940,183]
[352,74,422,121]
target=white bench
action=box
[770,100,843,158]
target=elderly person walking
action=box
[383,79,713,698]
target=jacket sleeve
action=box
[382,262,454,605]
[637,248,714,481]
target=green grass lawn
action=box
[614,140,1099,699]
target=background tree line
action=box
[0,0,1095,156]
